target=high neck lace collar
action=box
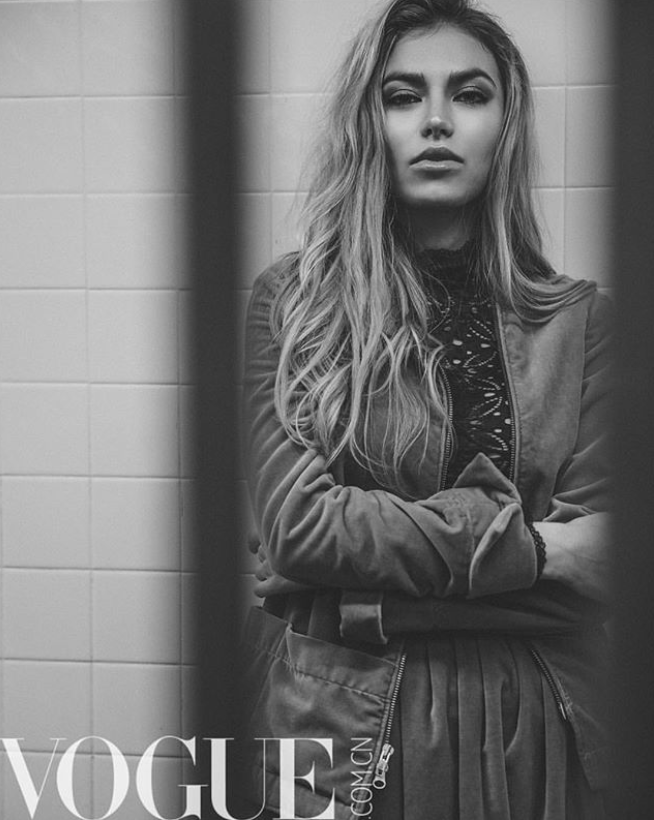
[418,240,472,264]
[417,241,488,302]
[417,242,475,279]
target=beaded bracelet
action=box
[527,521,547,580]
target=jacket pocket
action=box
[529,631,609,791]
[241,606,399,820]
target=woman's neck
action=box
[406,207,471,251]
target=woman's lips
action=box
[411,147,464,164]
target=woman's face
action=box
[383,25,504,217]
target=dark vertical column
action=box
[185,1,242,815]
[611,2,654,817]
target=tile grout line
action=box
[171,0,186,742]
[75,1,98,813]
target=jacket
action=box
[244,255,613,818]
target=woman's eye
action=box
[454,87,489,105]
[385,90,421,107]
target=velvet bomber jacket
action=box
[243,256,613,820]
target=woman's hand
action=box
[534,513,612,602]
[250,537,314,598]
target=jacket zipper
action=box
[372,363,453,788]
[372,648,407,789]
[437,367,454,491]
[493,304,518,484]
[528,645,570,722]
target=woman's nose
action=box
[421,111,454,139]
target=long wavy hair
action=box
[271,0,592,494]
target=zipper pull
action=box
[372,743,394,789]
[557,700,569,722]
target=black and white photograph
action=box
[0,1,652,819]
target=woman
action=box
[243,1,612,818]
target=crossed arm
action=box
[245,269,613,641]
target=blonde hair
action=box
[272,0,592,495]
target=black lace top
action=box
[420,246,514,489]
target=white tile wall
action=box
[173,95,191,192]
[0,1,614,815]
[90,385,179,476]
[269,94,327,192]
[0,7,188,812]
[180,479,196,572]
[177,289,193,385]
[3,477,90,567]
[3,569,91,659]
[92,664,181,755]
[239,193,273,287]
[173,0,189,97]
[271,191,304,258]
[81,0,175,96]
[85,195,184,289]
[566,85,614,188]
[534,188,565,275]
[93,571,181,663]
[269,0,370,93]
[181,663,197,736]
[0,3,81,96]
[237,0,271,94]
[533,88,566,189]
[3,661,92,747]
[0,99,83,193]
[235,94,272,193]
[0,291,87,381]
[88,290,178,383]
[482,0,567,86]
[566,0,616,86]
[0,385,89,474]
[91,479,180,570]
[565,187,614,288]
[0,196,85,288]
[84,98,177,192]
[181,570,197,665]
[178,385,195,479]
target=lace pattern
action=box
[420,249,513,488]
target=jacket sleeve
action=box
[245,265,539,602]
[341,289,614,644]
[342,584,607,642]
[544,290,613,522]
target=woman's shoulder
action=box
[523,273,613,361]
[548,273,612,329]
[542,271,597,299]
[515,269,611,329]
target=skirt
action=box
[371,634,607,820]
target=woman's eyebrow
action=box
[448,68,498,88]
[382,70,426,87]
[382,67,498,88]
